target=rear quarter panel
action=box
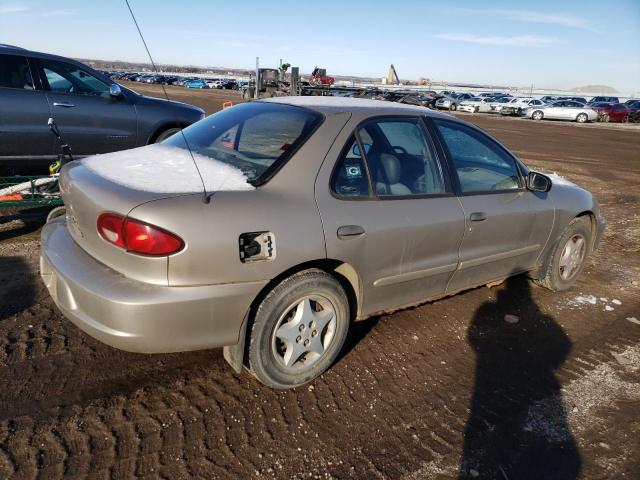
[129,111,353,286]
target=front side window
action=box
[40,59,110,97]
[434,120,521,193]
[0,54,34,90]
[164,102,323,185]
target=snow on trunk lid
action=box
[82,144,254,194]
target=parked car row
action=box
[431,90,638,124]
[107,71,247,90]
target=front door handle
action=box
[469,212,487,222]
[337,225,365,239]
[53,102,75,108]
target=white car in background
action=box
[488,96,513,113]
[458,97,496,113]
[500,98,546,116]
[205,79,223,88]
[522,100,598,123]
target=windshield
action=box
[163,102,323,185]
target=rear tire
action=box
[534,217,592,291]
[450,103,457,111]
[532,110,544,120]
[576,113,588,123]
[247,269,350,389]
[46,206,66,223]
[602,114,610,123]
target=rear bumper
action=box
[40,218,267,353]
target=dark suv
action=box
[0,45,205,172]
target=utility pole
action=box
[255,56,259,100]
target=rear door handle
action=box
[53,102,75,108]
[337,225,365,239]
[469,212,487,222]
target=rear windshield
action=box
[163,102,323,185]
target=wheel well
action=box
[224,260,361,372]
[248,259,361,324]
[148,123,188,144]
[576,211,597,248]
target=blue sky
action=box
[2,0,639,93]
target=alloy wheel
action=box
[558,234,586,281]
[271,295,337,371]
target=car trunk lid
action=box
[59,144,253,285]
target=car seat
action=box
[374,153,411,195]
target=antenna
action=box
[124,0,210,204]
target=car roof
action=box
[0,44,91,67]
[262,95,451,118]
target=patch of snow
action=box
[504,314,520,324]
[83,144,254,194]
[547,173,576,187]
[568,294,597,306]
[611,299,622,305]
[604,305,614,311]
[524,344,640,441]
[627,317,640,325]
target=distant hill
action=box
[574,85,619,94]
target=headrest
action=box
[378,153,402,184]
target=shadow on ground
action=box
[0,255,36,321]
[459,275,581,479]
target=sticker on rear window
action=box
[345,164,362,178]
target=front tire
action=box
[535,217,592,291]
[576,113,588,123]
[532,110,544,121]
[153,127,181,143]
[247,269,350,389]
[449,103,457,111]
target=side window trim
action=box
[25,57,43,90]
[430,118,526,196]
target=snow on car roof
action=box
[262,95,448,116]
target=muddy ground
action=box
[0,85,639,479]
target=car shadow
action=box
[0,255,36,322]
[459,275,581,480]
[0,207,49,242]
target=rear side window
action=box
[0,54,34,90]
[331,136,371,197]
[434,120,520,193]
[164,102,323,185]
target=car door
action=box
[0,53,55,163]
[544,101,564,119]
[430,118,554,291]
[34,57,137,156]
[315,116,465,318]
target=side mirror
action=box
[110,83,122,98]
[527,171,552,192]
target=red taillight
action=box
[97,213,126,248]
[97,213,184,256]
